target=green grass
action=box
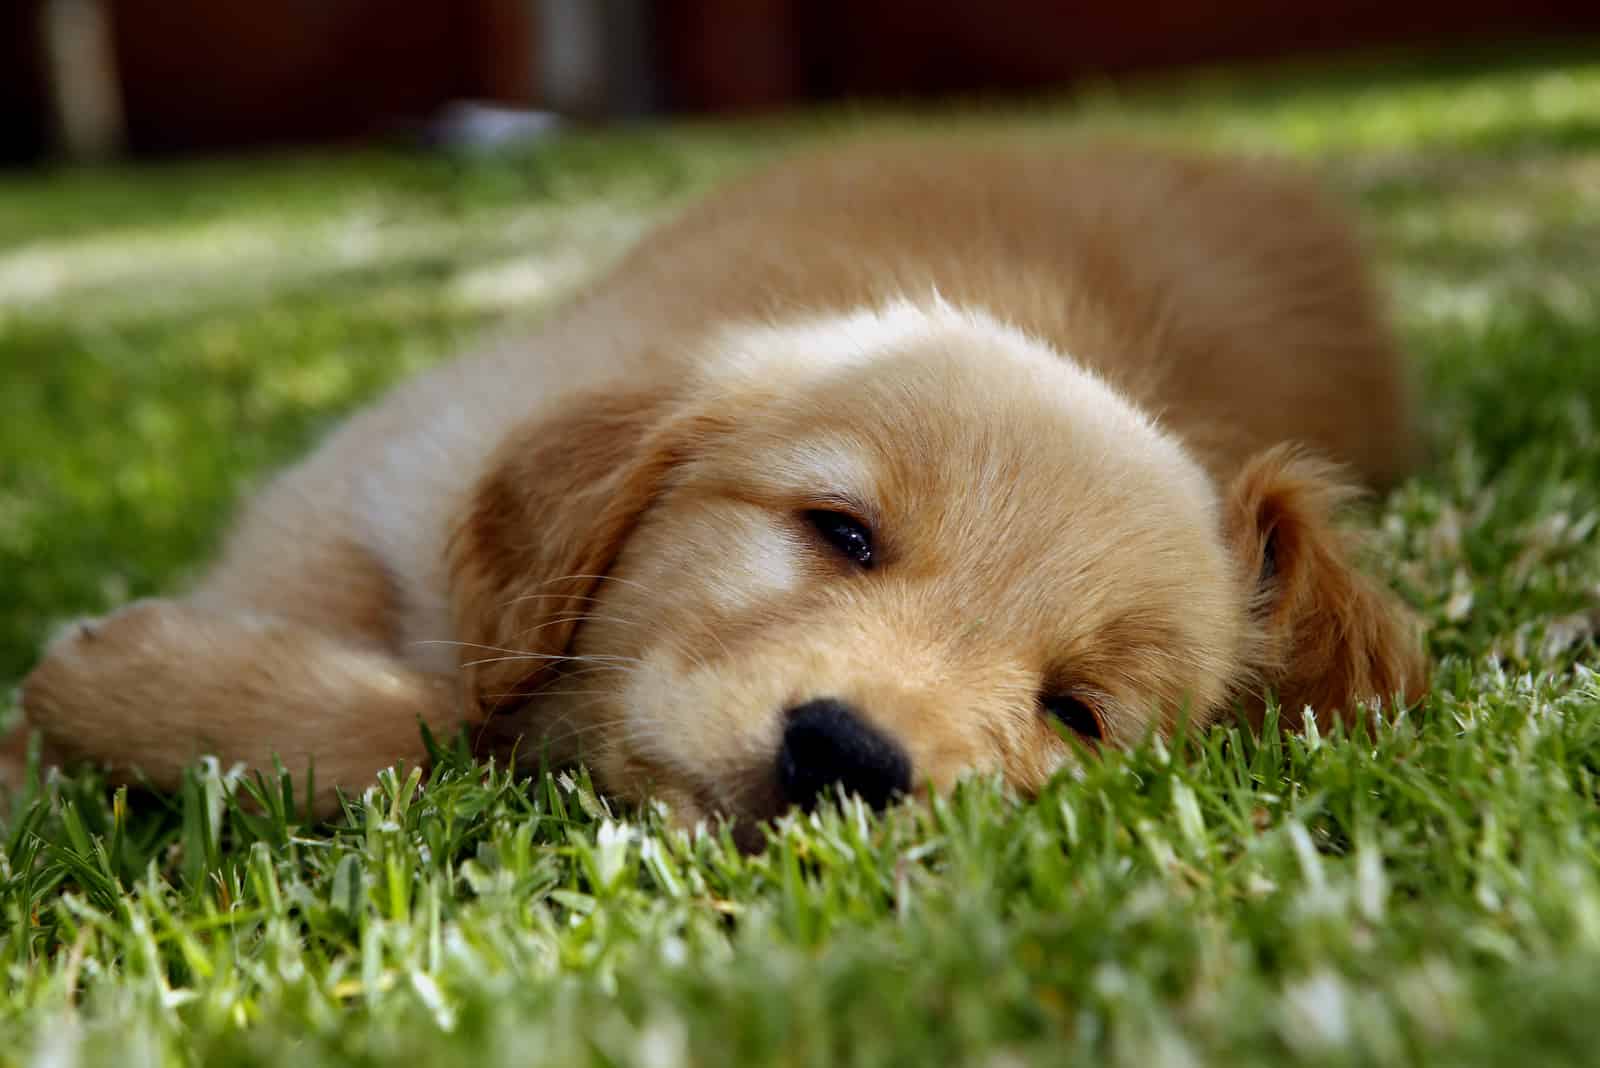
[3,43,1600,1066]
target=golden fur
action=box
[7,140,1427,829]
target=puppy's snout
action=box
[777,698,912,812]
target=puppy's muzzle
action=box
[776,698,912,811]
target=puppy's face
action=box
[499,306,1243,824]
[455,303,1425,835]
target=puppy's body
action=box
[13,142,1425,824]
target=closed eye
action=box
[803,509,874,568]
[1041,693,1104,742]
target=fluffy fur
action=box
[7,140,1428,829]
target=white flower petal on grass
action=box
[593,820,633,892]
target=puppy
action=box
[9,140,1427,831]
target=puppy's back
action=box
[591,139,1417,487]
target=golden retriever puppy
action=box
[8,140,1427,832]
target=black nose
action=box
[777,698,912,811]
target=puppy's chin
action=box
[610,756,787,855]
[489,689,780,848]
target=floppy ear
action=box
[446,389,713,718]
[1224,445,1427,731]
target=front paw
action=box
[39,599,162,658]
[21,599,174,757]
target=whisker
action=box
[534,573,663,596]
[416,639,646,669]
[549,664,634,684]
[461,652,646,670]
[412,639,556,656]
[509,612,648,641]
[498,590,608,611]
[482,702,632,757]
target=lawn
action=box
[3,43,1600,1067]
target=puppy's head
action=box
[452,302,1425,834]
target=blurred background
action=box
[4,0,1599,164]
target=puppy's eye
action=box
[1042,694,1104,742]
[804,509,874,568]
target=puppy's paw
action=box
[40,599,165,658]
[59,617,100,644]
[21,599,177,757]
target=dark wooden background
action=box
[659,0,1600,110]
[4,0,1598,162]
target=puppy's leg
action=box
[18,600,462,816]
